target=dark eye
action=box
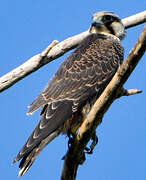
[103,15,113,22]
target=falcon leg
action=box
[67,122,82,149]
[67,129,75,149]
[62,129,75,160]
[85,131,98,154]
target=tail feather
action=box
[13,130,59,176]
[18,148,37,176]
[13,100,74,176]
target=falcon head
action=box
[90,11,126,39]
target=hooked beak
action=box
[91,18,103,27]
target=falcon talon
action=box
[84,147,93,154]
[90,134,98,152]
[84,133,98,154]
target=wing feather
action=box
[14,33,124,166]
[27,33,124,136]
[28,34,123,115]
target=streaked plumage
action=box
[13,11,125,176]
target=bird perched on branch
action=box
[13,11,126,176]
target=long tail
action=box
[12,130,59,176]
[13,100,74,176]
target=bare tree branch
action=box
[61,26,146,180]
[122,11,146,28]
[0,11,146,93]
[117,88,142,97]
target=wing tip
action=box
[12,159,28,177]
[18,167,27,177]
[12,153,32,177]
[12,156,27,177]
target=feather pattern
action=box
[13,32,124,175]
[28,33,123,113]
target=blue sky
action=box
[0,1,146,180]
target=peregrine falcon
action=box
[13,11,126,176]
